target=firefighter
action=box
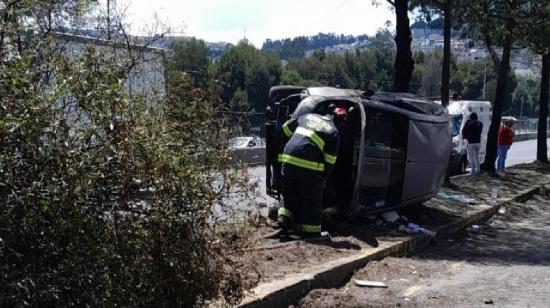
[277,106,345,239]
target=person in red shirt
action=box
[496,119,515,176]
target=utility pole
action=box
[107,0,111,40]
[482,62,487,99]
[520,99,524,119]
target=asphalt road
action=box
[247,164,278,208]
[297,191,550,307]
[507,138,550,167]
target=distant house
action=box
[411,28,444,40]
[512,62,535,76]
[456,48,490,62]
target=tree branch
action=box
[3,0,25,10]
[0,0,26,52]
[482,31,500,68]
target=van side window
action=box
[360,109,408,206]
[363,110,407,159]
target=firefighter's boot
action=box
[277,207,294,231]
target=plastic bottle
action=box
[491,187,498,204]
[406,223,436,237]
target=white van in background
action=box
[437,100,492,174]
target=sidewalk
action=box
[297,187,550,307]
[237,162,550,308]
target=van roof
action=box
[370,92,446,116]
[305,87,445,116]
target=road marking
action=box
[403,285,423,297]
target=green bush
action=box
[0,30,246,307]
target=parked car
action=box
[265,86,451,215]
[436,100,492,175]
[228,136,263,149]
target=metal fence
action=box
[219,111,267,138]
[507,117,545,134]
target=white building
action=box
[49,33,169,130]
[55,32,167,99]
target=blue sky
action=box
[114,0,395,47]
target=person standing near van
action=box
[461,112,483,175]
[496,119,515,176]
[277,107,344,240]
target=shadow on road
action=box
[416,190,550,266]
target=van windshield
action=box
[450,115,463,137]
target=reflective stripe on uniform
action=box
[277,207,293,219]
[294,127,325,151]
[300,224,321,233]
[278,153,325,172]
[323,153,337,164]
[282,122,293,137]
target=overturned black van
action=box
[265,86,451,215]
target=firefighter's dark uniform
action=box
[277,113,340,235]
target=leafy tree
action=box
[460,0,532,172]
[281,36,308,59]
[262,33,371,60]
[230,87,249,110]
[1,1,247,306]
[246,61,271,112]
[383,0,415,92]
[412,0,462,107]
[264,51,283,85]
[368,28,395,50]
[418,51,443,97]
[284,45,397,91]
[519,1,550,163]
[217,40,255,106]
[216,40,281,113]
[280,69,305,85]
[510,77,536,117]
[449,59,491,100]
[167,38,210,89]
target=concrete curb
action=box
[238,184,546,308]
